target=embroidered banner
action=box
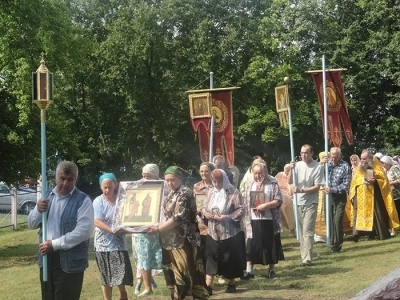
[210,90,234,166]
[275,85,289,128]
[188,88,237,165]
[311,71,354,147]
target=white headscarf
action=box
[381,155,393,165]
[142,164,160,178]
[210,169,233,212]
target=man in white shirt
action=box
[28,161,94,300]
[288,144,324,266]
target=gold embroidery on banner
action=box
[319,81,342,112]
[211,99,228,133]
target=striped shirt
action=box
[202,187,243,241]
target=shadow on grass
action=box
[211,286,301,299]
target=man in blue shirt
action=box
[324,147,351,252]
[28,161,94,300]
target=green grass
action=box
[0,212,29,230]
[1,226,399,299]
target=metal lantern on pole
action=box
[32,53,53,282]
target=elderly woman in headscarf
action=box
[380,156,400,236]
[147,166,209,300]
[193,162,215,269]
[201,169,246,294]
[93,173,133,300]
[350,154,360,175]
[132,164,164,297]
[240,162,284,281]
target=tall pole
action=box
[40,110,48,278]
[209,72,214,162]
[32,55,53,281]
[285,77,300,240]
[322,55,331,245]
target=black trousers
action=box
[40,251,84,300]
[330,193,347,251]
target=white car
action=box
[0,184,37,215]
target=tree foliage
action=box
[1,0,400,185]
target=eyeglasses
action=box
[300,152,310,155]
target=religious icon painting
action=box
[250,191,265,208]
[275,85,288,112]
[189,92,212,119]
[211,206,220,216]
[195,194,206,211]
[112,180,164,233]
[365,169,374,180]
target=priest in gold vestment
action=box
[349,150,399,240]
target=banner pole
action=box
[285,78,300,240]
[40,110,48,281]
[288,107,300,240]
[322,55,331,245]
[209,72,214,161]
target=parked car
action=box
[0,183,37,215]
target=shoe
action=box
[327,247,340,253]
[218,277,226,284]
[240,272,254,280]
[300,261,312,267]
[267,268,276,279]
[391,232,396,236]
[137,290,153,297]
[134,283,141,295]
[151,279,158,289]
[353,235,359,243]
[314,234,326,243]
[206,285,213,296]
[225,283,237,293]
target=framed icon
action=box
[211,206,220,216]
[189,93,212,119]
[195,194,206,211]
[250,191,265,208]
[275,85,288,112]
[365,169,374,180]
[112,180,164,233]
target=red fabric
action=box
[311,71,354,147]
[189,90,235,165]
[210,90,234,166]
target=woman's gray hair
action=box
[252,161,267,173]
[55,161,78,178]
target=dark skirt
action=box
[95,250,133,287]
[205,231,246,279]
[246,220,285,265]
[162,239,209,300]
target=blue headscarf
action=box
[99,173,117,185]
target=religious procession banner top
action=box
[187,87,240,166]
[309,70,354,147]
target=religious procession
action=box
[24,60,400,300]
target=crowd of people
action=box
[27,147,400,299]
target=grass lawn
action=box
[1,225,399,300]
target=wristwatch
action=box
[301,188,304,193]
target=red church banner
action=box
[188,88,237,166]
[311,71,354,147]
